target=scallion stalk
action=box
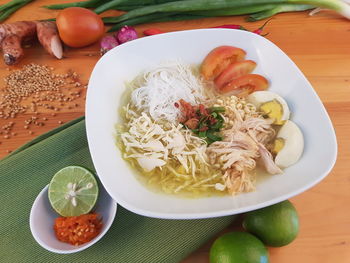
[106,13,208,32]
[111,5,143,11]
[104,0,350,24]
[0,0,34,21]
[187,4,279,16]
[44,0,107,9]
[94,0,176,14]
[248,4,314,21]
[289,0,350,18]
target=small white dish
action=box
[29,183,117,254]
[86,29,337,219]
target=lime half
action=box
[48,166,99,217]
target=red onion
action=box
[115,26,138,44]
[100,35,119,55]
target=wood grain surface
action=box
[0,1,349,262]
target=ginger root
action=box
[0,21,63,65]
[36,21,63,60]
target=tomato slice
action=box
[218,74,268,97]
[214,60,257,89]
[200,46,246,80]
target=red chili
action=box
[209,117,217,125]
[199,126,209,132]
[199,104,208,116]
[252,18,273,35]
[212,24,247,30]
[143,28,164,36]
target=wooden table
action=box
[1,1,349,262]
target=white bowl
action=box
[29,184,117,254]
[86,29,337,219]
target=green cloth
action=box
[0,117,235,263]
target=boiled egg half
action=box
[247,91,290,125]
[273,120,304,168]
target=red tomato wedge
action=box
[214,60,257,89]
[218,74,268,97]
[200,46,246,80]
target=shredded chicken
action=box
[207,131,259,195]
[257,144,283,175]
[207,96,278,195]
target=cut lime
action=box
[48,166,99,217]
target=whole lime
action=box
[243,200,299,247]
[209,231,269,263]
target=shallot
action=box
[100,35,119,55]
[115,25,138,44]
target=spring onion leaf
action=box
[209,106,226,113]
[198,131,207,137]
[207,132,223,142]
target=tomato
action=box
[214,60,257,89]
[200,46,246,80]
[56,7,105,48]
[218,74,268,97]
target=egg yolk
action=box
[260,99,285,125]
[272,138,285,154]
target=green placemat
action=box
[0,117,236,263]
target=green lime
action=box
[243,200,299,247]
[48,166,99,217]
[209,231,269,263]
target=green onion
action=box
[99,4,144,12]
[248,3,314,20]
[209,106,225,113]
[103,0,350,24]
[107,13,208,32]
[95,0,176,14]
[0,2,26,21]
[211,121,224,131]
[207,132,223,142]
[0,0,33,22]
[44,0,107,9]
[198,131,207,137]
[0,0,22,12]
[187,4,279,16]
[104,0,257,23]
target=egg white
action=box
[275,120,304,168]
